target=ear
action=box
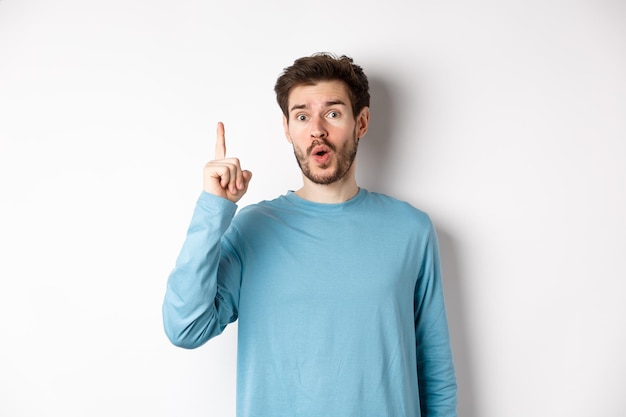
[282,115,292,143]
[356,107,370,139]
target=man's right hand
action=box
[203,122,252,203]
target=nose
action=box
[310,116,327,138]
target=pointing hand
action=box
[203,122,252,203]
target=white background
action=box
[1,1,625,416]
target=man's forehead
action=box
[288,80,351,110]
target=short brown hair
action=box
[274,53,370,119]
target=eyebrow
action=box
[289,100,347,113]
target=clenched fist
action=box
[203,122,252,203]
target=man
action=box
[163,53,457,416]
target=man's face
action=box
[283,80,369,185]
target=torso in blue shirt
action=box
[163,188,457,416]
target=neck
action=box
[295,175,359,204]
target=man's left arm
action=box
[414,220,458,417]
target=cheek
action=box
[287,125,307,141]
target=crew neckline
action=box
[283,188,368,212]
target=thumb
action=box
[241,170,253,191]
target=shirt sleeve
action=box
[162,192,242,349]
[414,219,458,416]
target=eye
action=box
[296,114,307,121]
[327,111,340,119]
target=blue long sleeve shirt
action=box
[163,189,457,416]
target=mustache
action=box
[307,139,336,155]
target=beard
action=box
[292,133,359,185]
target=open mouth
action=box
[310,143,331,156]
[310,146,331,165]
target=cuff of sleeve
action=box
[196,191,238,218]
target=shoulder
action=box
[362,190,433,228]
[231,194,293,228]
[238,194,291,215]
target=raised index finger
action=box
[215,121,226,160]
